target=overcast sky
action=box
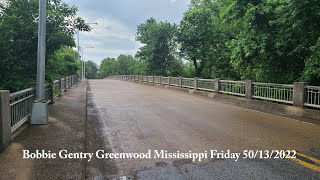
[63,0,191,65]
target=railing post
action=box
[160,76,163,84]
[50,80,55,104]
[168,76,171,85]
[215,78,220,93]
[293,82,305,107]
[245,80,253,99]
[152,76,154,83]
[0,90,11,152]
[68,76,70,88]
[179,76,182,87]
[64,76,68,92]
[60,78,63,96]
[194,77,198,90]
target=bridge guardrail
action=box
[9,88,34,133]
[181,78,194,89]
[154,76,160,84]
[220,80,246,97]
[1,75,79,152]
[252,82,293,104]
[169,77,180,87]
[198,79,215,92]
[305,86,320,108]
[113,75,319,110]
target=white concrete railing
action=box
[10,88,34,133]
[181,78,194,88]
[305,86,320,108]
[1,75,79,152]
[198,79,215,92]
[220,80,246,97]
[112,75,320,110]
[169,77,180,87]
[253,82,293,104]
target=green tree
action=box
[117,54,135,75]
[136,18,178,76]
[47,46,81,79]
[99,57,119,78]
[178,0,233,79]
[85,60,99,79]
[0,0,90,91]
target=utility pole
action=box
[77,22,97,79]
[31,0,48,124]
[82,47,94,79]
[77,30,82,79]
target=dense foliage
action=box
[85,60,99,79]
[121,0,319,85]
[99,55,148,78]
[2,0,319,87]
[0,0,89,92]
[135,18,182,76]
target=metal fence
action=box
[10,88,34,133]
[161,77,169,85]
[181,78,194,88]
[154,76,160,83]
[7,75,78,134]
[114,75,320,110]
[169,77,180,87]
[253,82,293,104]
[198,79,215,92]
[61,78,66,92]
[305,86,320,108]
[220,80,245,97]
[53,80,61,97]
[142,76,147,82]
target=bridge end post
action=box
[293,82,305,107]
[0,90,11,152]
[59,78,63,96]
[245,80,253,99]
[214,78,220,93]
[64,77,68,92]
[194,77,198,90]
[50,80,55,104]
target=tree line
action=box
[100,0,320,85]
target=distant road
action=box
[86,79,320,179]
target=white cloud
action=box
[63,0,191,66]
[78,16,140,65]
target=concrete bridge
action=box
[0,79,319,179]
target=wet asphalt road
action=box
[87,79,320,179]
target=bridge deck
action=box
[87,79,320,179]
